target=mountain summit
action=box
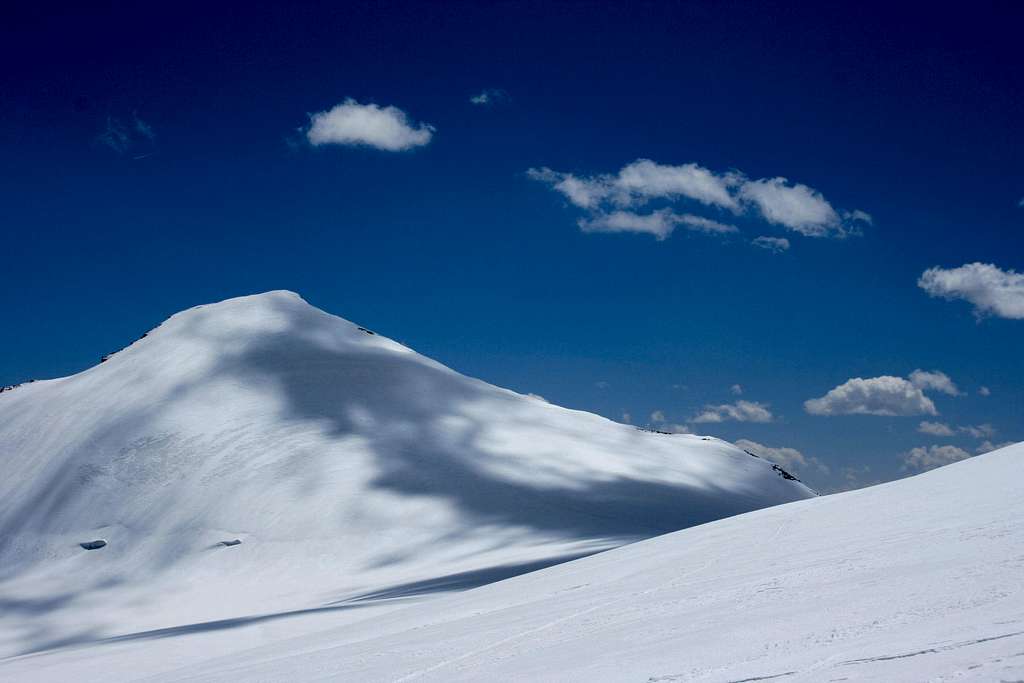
[0,291,812,671]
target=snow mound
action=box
[0,291,812,673]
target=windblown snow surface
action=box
[0,291,813,680]
[36,443,1024,682]
[162,443,1022,683]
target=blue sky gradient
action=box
[2,1,1021,490]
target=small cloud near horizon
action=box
[902,444,971,471]
[692,400,773,423]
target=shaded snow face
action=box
[146,443,1024,683]
[0,290,812,668]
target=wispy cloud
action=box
[97,113,155,155]
[306,98,434,151]
[908,369,961,396]
[959,423,996,439]
[469,88,509,106]
[527,160,738,213]
[576,209,738,240]
[692,400,773,423]
[918,420,999,440]
[918,262,1024,320]
[577,210,677,240]
[751,236,790,253]
[528,158,866,242]
[677,214,739,234]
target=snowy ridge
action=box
[0,291,812,678]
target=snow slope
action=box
[0,291,812,678]
[141,442,1024,682]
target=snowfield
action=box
[148,443,1024,681]
[0,291,813,681]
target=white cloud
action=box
[577,210,678,240]
[918,421,955,437]
[528,160,738,212]
[622,412,632,424]
[576,210,737,240]
[804,376,937,416]
[902,444,972,471]
[306,99,434,151]
[959,423,996,439]
[734,439,828,474]
[751,236,790,253]
[918,263,1024,320]
[526,168,608,210]
[845,209,873,225]
[976,440,1014,454]
[614,159,739,210]
[692,400,773,423]
[978,386,991,396]
[676,214,739,234]
[528,159,861,242]
[738,177,846,237]
[730,384,743,395]
[650,410,666,423]
[527,393,548,403]
[908,369,961,396]
[469,89,508,106]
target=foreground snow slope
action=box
[0,291,812,677]
[142,443,1022,682]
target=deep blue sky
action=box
[3,1,1021,491]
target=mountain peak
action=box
[0,294,813,666]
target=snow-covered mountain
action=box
[0,291,812,678]
[133,443,1024,682]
